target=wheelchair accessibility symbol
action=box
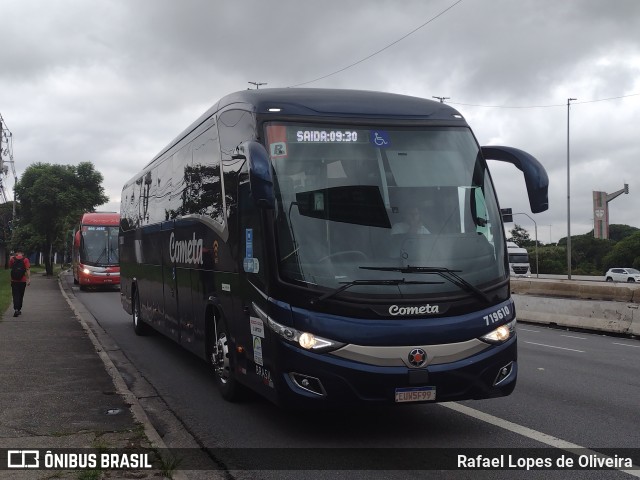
[370,130,390,148]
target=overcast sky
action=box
[1,0,639,243]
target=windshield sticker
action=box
[243,228,260,273]
[243,257,260,273]
[266,125,288,158]
[253,336,263,366]
[245,229,253,258]
[270,142,287,157]
[250,317,265,338]
[256,365,274,388]
[370,130,390,148]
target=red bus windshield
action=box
[80,225,119,266]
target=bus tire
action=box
[132,289,150,336]
[209,312,242,401]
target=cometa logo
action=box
[169,232,204,264]
[389,304,439,316]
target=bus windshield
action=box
[266,123,507,298]
[80,225,120,266]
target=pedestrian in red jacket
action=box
[9,247,31,317]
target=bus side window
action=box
[168,146,192,219]
[192,128,224,224]
[156,155,174,220]
[219,109,256,222]
[219,110,256,159]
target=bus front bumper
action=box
[78,272,120,286]
[272,336,517,408]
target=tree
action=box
[608,224,640,242]
[0,201,16,266]
[603,231,640,270]
[13,162,109,275]
[569,234,613,275]
[508,224,533,247]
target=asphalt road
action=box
[64,273,640,479]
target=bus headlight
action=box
[480,320,516,345]
[268,317,343,351]
[82,268,91,275]
[253,303,344,352]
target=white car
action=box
[605,268,640,283]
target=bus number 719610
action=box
[484,306,511,326]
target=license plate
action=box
[395,386,436,403]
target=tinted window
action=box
[191,127,224,224]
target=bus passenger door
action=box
[237,180,278,402]
[161,220,180,342]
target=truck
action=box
[507,241,531,277]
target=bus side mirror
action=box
[234,141,275,209]
[481,146,549,213]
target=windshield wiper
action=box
[360,265,492,305]
[311,278,441,305]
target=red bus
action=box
[72,212,120,289]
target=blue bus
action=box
[119,88,548,407]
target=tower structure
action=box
[593,184,629,239]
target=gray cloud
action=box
[1,0,639,243]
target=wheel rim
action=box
[133,294,141,327]
[211,326,231,385]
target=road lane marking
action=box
[441,402,640,477]
[524,341,585,353]
[518,327,540,332]
[560,334,587,340]
[613,342,640,349]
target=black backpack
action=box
[10,257,26,281]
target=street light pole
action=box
[567,98,576,280]
[514,212,539,278]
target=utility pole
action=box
[432,96,450,103]
[248,82,267,89]
[566,98,576,280]
[1,114,16,200]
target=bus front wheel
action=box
[209,313,242,401]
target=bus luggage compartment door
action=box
[162,220,180,342]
